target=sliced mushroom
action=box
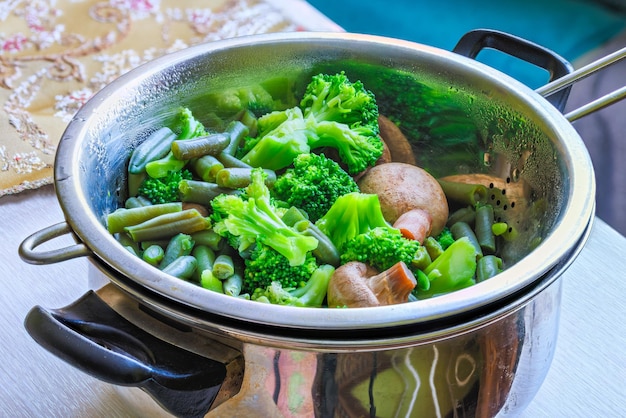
[328,261,416,308]
[393,208,433,244]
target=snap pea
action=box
[128,127,178,174]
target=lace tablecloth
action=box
[0,0,338,196]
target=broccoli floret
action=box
[435,226,455,250]
[243,243,318,292]
[205,85,276,118]
[239,107,312,170]
[174,107,208,140]
[250,264,335,307]
[308,121,382,175]
[211,167,318,266]
[239,73,383,175]
[315,192,390,251]
[300,72,379,129]
[138,169,192,204]
[341,227,421,272]
[273,153,359,222]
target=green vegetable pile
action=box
[108,71,514,308]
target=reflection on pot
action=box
[204,280,557,418]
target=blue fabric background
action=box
[308,0,626,88]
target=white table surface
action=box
[1,2,625,416]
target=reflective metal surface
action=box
[23,32,595,331]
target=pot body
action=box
[85,258,564,418]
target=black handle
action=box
[24,291,226,418]
[453,29,574,111]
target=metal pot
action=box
[19,30,617,417]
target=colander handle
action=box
[24,290,227,418]
[19,222,91,265]
[535,46,626,122]
[453,29,574,111]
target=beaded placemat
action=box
[0,0,333,196]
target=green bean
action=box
[200,270,224,293]
[476,255,503,282]
[446,206,476,227]
[222,120,250,156]
[128,127,178,174]
[191,229,224,252]
[145,152,186,179]
[107,202,183,234]
[475,205,496,254]
[115,232,141,256]
[160,233,195,269]
[416,269,430,291]
[124,209,209,242]
[423,236,444,261]
[293,220,340,266]
[222,272,243,297]
[171,132,230,161]
[142,244,165,266]
[178,179,237,206]
[450,221,483,258]
[411,246,432,271]
[191,155,224,183]
[162,255,197,280]
[125,195,153,209]
[213,254,235,279]
[217,152,251,168]
[236,110,258,138]
[215,168,276,189]
[438,179,489,206]
[127,172,147,197]
[192,245,216,283]
[281,206,309,227]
